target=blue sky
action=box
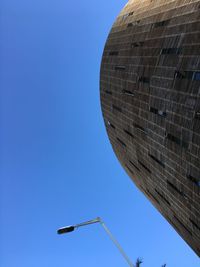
[0,0,199,266]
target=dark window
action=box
[125,164,134,175]
[195,111,200,120]
[175,70,194,80]
[117,137,126,147]
[127,23,133,27]
[189,219,200,231]
[124,129,134,138]
[194,71,200,81]
[150,107,166,117]
[115,65,126,71]
[129,160,140,171]
[166,133,188,149]
[174,216,192,235]
[186,174,200,187]
[167,180,188,199]
[146,189,160,204]
[105,90,112,95]
[149,154,165,168]
[122,89,134,96]
[154,19,170,28]
[107,121,115,129]
[161,47,182,55]
[109,51,119,56]
[138,76,150,83]
[155,189,171,206]
[131,41,144,48]
[133,123,147,133]
[112,105,122,112]
[128,11,134,16]
[138,160,151,173]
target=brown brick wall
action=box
[100,0,200,256]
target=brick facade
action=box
[100,0,200,256]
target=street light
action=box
[57,217,135,267]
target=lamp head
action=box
[57,226,75,234]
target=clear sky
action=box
[0,1,199,266]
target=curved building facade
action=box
[100,0,200,256]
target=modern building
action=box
[100,0,200,256]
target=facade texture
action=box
[100,0,200,256]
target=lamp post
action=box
[57,217,135,267]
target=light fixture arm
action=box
[58,217,135,267]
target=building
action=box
[100,0,200,256]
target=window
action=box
[105,90,112,95]
[154,19,170,28]
[149,154,165,168]
[131,41,144,48]
[109,51,119,56]
[166,133,188,149]
[133,123,147,133]
[127,23,133,27]
[155,189,171,206]
[117,137,126,147]
[129,160,140,171]
[150,107,166,117]
[107,121,115,129]
[187,174,200,187]
[195,111,200,120]
[175,70,194,80]
[124,129,134,138]
[167,180,188,199]
[161,47,182,55]
[189,219,200,231]
[174,216,192,235]
[138,76,150,83]
[125,164,134,175]
[128,11,134,16]
[112,104,122,112]
[138,160,151,173]
[122,89,134,96]
[194,71,200,81]
[115,65,126,71]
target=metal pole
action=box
[98,218,134,267]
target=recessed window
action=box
[125,164,134,175]
[150,107,166,117]
[189,219,200,231]
[186,174,200,187]
[131,41,144,48]
[129,160,140,171]
[117,137,126,147]
[195,111,200,120]
[149,154,165,168]
[138,76,150,83]
[167,180,188,199]
[115,65,126,71]
[166,133,188,149]
[133,123,147,133]
[107,120,115,129]
[124,129,134,138]
[161,47,182,55]
[138,160,151,173]
[175,70,196,80]
[194,71,200,81]
[109,51,119,56]
[127,23,133,27]
[146,189,160,204]
[155,189,171,206]
[174,216,192,235]
[112,104,122,112]
[105,90,112,95]
[122,89,134,96]
[154,19,170,28]
[128,11,134,16]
